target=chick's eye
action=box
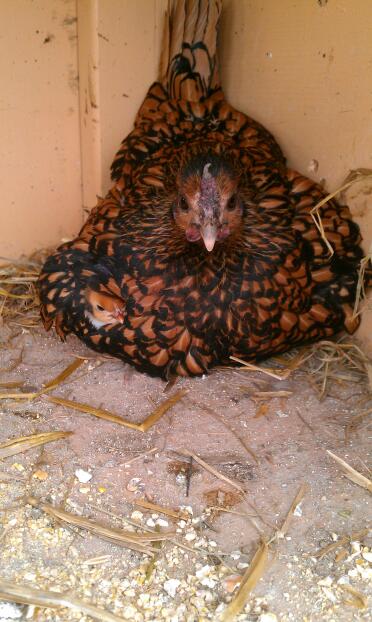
[95,304,104,312]
[226,195,237,211]
[179,196,189,212]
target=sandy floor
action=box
[0,325,371,621]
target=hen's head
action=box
[173,154,242,252]
[85,286,125,329]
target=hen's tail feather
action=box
[159,0,223,101]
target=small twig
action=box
[185,456,193,497]
[123,447,158,466]
[310,529,369,560]
[176,449,245,495]
[295,408,315,433]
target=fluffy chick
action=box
[85,286,125,329]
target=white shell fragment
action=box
[317,576,333,587]
[0,602,23,619]
[163,578,181,598]
[75,469,92,483]
[362,550,372,563]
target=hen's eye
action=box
[226,195,237,211]
[179,196,189,212]
[95,304,104,311]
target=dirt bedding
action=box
[0,325,371,621]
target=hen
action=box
[38,0,368,379]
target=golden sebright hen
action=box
[38,0,368,379]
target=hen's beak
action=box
[201,223,217,252]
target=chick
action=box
[85,286,125,329]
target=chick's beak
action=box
[201,223,217,252]
[113,308,124,323]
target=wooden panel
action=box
[0,0,82,257]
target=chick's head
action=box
[85,287,125,328]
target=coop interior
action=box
[0,1,371,621]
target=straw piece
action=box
[230,356,291,380]
[251,390,293,399]
[221,484,306,619]
[0,253,46,323]
[310,208,335,257]
[26,497,173,554]
[138,390,187,432]
[0,471,24,482]
[298,340,371,400]
[310,170,372,258]
[0,358,87,401]
[0,390,44,401]
[352,249,372,319]
[220,541,269,621]
[43,357,86,389]
[0,431,72,460]
[0,579,126,622]
[326,450,372,493]
[86,504,157,534]
[272,349,311,371]
[340,585,368,609]
[82,555,112,567]
[365,361,372,393]
[311,529,368,560]
[279,483,308,537]
[0,273,39,285]
[177,449,245,495]
[144,525,163,582]
[0,288,34,300]
[123,447,158,466]
[134,498,189,520]
[46,396,141,430]
[0,381,24,389]
[47,390,186,432]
